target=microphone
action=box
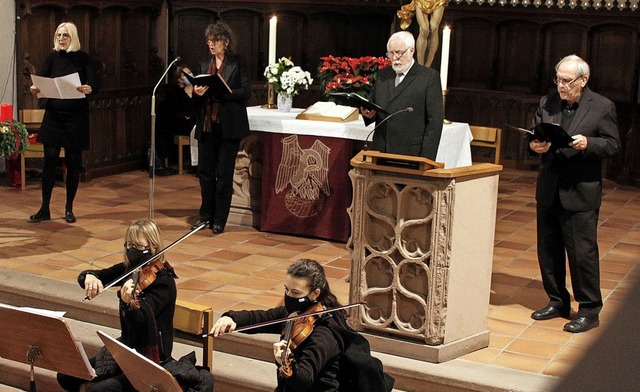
[363,106,413,152]
[149,55,182,219]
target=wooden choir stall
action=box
[347,151,502,362]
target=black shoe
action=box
[156,167,178,176]
[29,210,51,222]
[65,210,77,224]
[531,305,570,320]
[191,221,211,230]
[563,316,599,333]
[212,224,224,234]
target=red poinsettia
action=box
[317,55,391,99]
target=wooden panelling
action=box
[17,1,163,180]
[15,1,640,184]
[588,24,638,102]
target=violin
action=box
[82,221,207,302]
[278,302,325,378]
[129,259,167,309]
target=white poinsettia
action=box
[264,57,313,96]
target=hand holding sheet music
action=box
[31,73,85,99]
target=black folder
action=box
[180,68,231,95]
[506,123,574,146]
[328,92,389,114]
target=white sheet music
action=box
[31,73,85,99]
[0,302,66,318]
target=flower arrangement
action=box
[316,55,391,100]
[264,57,313,97]
[0,120,29,159]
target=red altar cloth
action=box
[260,133,352,242]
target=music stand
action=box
[97,330,181,392]
[0,304,95,391]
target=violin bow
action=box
[82,221,209,301]
[205,302,365,337]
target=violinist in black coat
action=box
[210,259,392,392]
[57,219,177,392]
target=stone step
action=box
[0,271,559,392]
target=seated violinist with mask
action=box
[57,219,178,392]
[211,259,392,392]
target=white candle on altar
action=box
[440,25,451,91]
[268,16,277,65]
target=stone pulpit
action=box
[347,151,502,362]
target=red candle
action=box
[0,103,13,122]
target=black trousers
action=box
[197,130,241,227]
[536,202,602,317]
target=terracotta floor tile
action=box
[520,325,572,345]
[460,347,501,363]
[2,167,638,379]
[505,338,563,359]
[491,351,550,373]
[542,357,577,378]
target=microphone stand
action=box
[363,107,413,159]
[149,56,181,219]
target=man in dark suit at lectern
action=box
[529,54,620,333]
[362,31,443,160]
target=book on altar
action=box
[180,68,232,95]
[506,122,574,146]
[296,101,359,122]
[31,73,85,99]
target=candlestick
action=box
[268,16,277,65]
[440,25,451,91]
[261,84,277,109]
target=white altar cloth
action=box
[246,106,472,168]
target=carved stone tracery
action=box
[350,170,455,345]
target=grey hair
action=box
[555,54,590,78]
[387,31,415,51]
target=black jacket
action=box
[78,261,177,362]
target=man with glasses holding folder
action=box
[529,55,620,333]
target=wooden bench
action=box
[173,300,214,369]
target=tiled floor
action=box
[1,166,638,378]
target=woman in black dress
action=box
[28,21,97,224]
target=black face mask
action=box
[126,248,152,267]
[284,293,316,314]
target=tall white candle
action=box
[440,25,451,91]
[268,16,277,65]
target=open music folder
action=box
[506,122,574,146]
[180,67,232,95]
[328,92,389,114]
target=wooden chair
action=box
[19,109,65,190]
[469,125,502,165]
[174,135,190,174]
[173,300,214,368]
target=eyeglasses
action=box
[386,48,411,59]
[124,242,150,251]
[56,33,71,40]
[553,76,582,86]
